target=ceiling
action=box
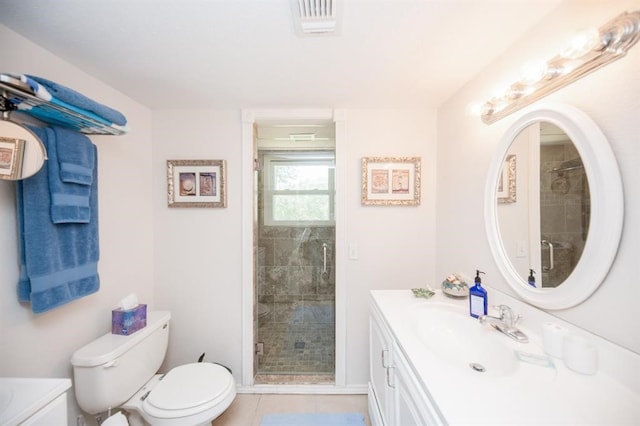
[0,0,563,110]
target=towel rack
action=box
[0,79,126,136]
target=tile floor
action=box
[257,302,335,377]
[213,394,371,426]
[257,323,335,374]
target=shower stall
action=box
[253,121,336,384]
[539,141,590,287]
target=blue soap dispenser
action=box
[469,270,487,318]
[528,269,536,288]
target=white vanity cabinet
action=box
[0,377,71,426]
[369,290,640,425]
[369,299,442,426]
[368,306,393,426]
[20,393,67,426]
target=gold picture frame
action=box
[497,154,516,204]
[167,159,227,208]
[361,156,421,206]
[0,137,25,180]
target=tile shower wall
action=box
[540,143,590,287]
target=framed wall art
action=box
[361,156,421,206]
[497,154,516,204]
[167,159,227,208]
[0,136,25,180]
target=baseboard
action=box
[236,383,369,394]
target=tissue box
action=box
[112,304,147,335]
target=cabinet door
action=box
[392,342,444,426]
[370,313,393,425]
[22,394,68,426]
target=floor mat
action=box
[260,412,365,426]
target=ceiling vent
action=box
[292,0,341,36]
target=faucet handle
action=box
[513,313,523,326]
[494,305,518,326]
[492,304,511,317]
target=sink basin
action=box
[408,303,524,377]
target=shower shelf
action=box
[0,79,127,136]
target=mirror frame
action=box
[0,119,47,180]
[485,103,623,309]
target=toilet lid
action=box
[146,363,232,411]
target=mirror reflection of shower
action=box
[539,123,590,287]
[254,120,336,385]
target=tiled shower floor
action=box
[257,302,335,381]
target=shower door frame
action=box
[240,109,347,389]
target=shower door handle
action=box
[381,349,389,368]
[541,240,554,271]
[386,366,396,388]
[322,243,328,274]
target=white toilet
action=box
[71,311,236,426]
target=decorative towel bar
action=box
[0,77,126,136]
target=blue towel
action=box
[17,126,100,314]
[45,127,93,223]
[25,75,127,126]
[52,126,95,186]
[16,75,129,134]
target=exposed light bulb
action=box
[490,84,511,101]
[468,102,485,117]
[561,29,602,59]
[492,98,507,113]
[520,60,548,85]
[506,84,525,100]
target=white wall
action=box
[152,108,438,386]
[437,0,640,355]
[342,109,438,384]
[0,25,154,423]
[152,109,244,374]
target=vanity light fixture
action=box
[480,10,640,125]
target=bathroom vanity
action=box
[368,290,640,425]
[0,377,71,426]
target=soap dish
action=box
[441,280,469,298]
[411,287,435,299]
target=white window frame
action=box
[262,153,335,227]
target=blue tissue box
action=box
[112,304,147,335]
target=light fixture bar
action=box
[481,10,640,125]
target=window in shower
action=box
[263,154,335,226]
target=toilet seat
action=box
[142,362,235,420]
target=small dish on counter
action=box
[441,273,469,298]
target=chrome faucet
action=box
[478,305,528,343]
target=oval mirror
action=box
[485,104,623,309]
[0,119,47,180]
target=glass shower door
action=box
[255,149,336,384]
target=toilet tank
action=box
[71,311,171,415]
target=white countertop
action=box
[371,289,640,425]
[0,377,71,426]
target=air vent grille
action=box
[294,0,338,34]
